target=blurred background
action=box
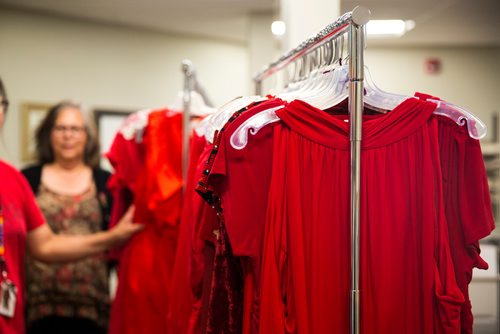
[0,1,499,332]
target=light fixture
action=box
[271,21,286,36]
[366,20,415,38]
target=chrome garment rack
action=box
[180,59,213,189]
[253,7,370,334]
[181,59,194,187]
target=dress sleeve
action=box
[437,116,496,333]
[458,138,495,244]
[438,117,495,245]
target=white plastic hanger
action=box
[429,99,486,139]
[230,32,486,149]
[231,64,486,149]
[202,95,265,143]
[118,108,153,142]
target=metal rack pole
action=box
[349,9,368,334]
[255,80,262,96]
[181,59,194,190]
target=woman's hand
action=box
[108,205,144,246]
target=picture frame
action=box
[93,109,133,171]
[20,102,52,163]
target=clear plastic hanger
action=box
[117,108,154,143]
[278,56,310,101]
[203,95,265,143]
[280,40,337,103]
[297,39,344,104]
[280,49,486,139]
[429,99,486,139]
[230,105,285,150]
[352,67,487,139]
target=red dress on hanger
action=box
[197,98,287,334]
[437,115,494,334]
[108,109,182,334]
[415,92,495,334]
[168,131,219,334]
[204,97,472,333]
[105,130,144,226]
[259,98,464,333]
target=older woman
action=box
[21,101,120,334]
[0,77,142,334]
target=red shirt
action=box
[0,160,45,334]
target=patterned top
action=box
[25,183,110,329]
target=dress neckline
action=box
[277,97,438,150]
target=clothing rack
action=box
[180,59,213,188]
[253,7,370,334]
[181,59,194,187]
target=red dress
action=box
[415,92,495,334]
[105,130,144,261]
[204,98,469,333]
[198,99,286,333]
[436,115,495,334]
[168,132,218,334]
[265,98,464,333]
[108,109,182,334]
[0,161,45,334]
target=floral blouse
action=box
[25,183,110,329]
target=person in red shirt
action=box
[0,77,144,334]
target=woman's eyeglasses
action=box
[52,125,86,135]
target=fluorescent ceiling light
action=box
[367,20,415,38]
[271,21,286,36]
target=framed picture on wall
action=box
[93,109,133,171]
[20,102,52,163]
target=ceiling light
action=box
[271,21,286,36]
[366,20,415,38]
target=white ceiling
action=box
[0,0,278,42]
[342,0,500,46]
[0,0,499,46]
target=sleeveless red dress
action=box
[108,110,182,334]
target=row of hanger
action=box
[227,32,486,149]
[194,33,486,150]
[277,36,485,140]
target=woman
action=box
[22,100,119,334]
[0,77,143,334]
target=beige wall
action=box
[0,8,252,166]
[366,46,500,141]
[1,7,499,168]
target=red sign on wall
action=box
[424,58,442,74]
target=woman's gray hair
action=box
[35,101,100,167]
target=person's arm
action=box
[26,206,143,262]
